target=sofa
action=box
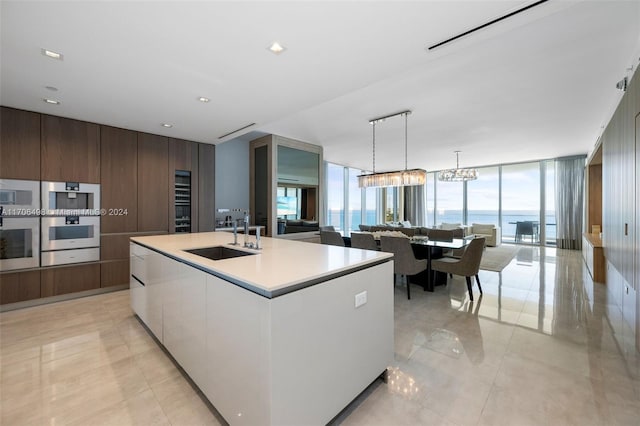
[284,219,319,234]
[469,223,501,247]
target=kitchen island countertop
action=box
[131,231,392,298]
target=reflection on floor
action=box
[1,247,639,425]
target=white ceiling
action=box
[2,1,639,172]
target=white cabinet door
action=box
[180,263,207,387]
[146,250,169,341]
[130,243,150,322]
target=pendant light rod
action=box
[368,110,412,125]
[372,121,376,173]
[404,112,408,170]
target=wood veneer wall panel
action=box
[0,107,41,180]
[0,271,41,304]
[198,143,215,232]
[137,133,169,232]
[588,163,602,232]
[41,114,100,183]
[100,260,129,288]
[101,234,134,260]
[100,126,138,233]
[41,263,100,297]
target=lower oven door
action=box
[0,217,40,271]
[41,216,100,251]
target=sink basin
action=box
[184,246,257,261]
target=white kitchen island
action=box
[130,232,394,425]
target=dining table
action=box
[344,231,471,292]
[409,237,471,292]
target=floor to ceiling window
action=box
[545,159,557,245]
[501,162,541,244]
[326,163,345,230]
[348,168,362,231]
[326,157,568,245]
[467,166,500,226]
[325,162,379,231]
[426,174,435,227]
[435,179,463,224]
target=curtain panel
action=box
[403,184,426,227]
[555,156,586,250]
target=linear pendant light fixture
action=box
[438,151,478,182]
[358,110,426,188]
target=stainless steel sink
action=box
[184,246,257,261]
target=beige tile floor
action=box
[1,246,639,425]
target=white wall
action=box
[215,139,250,211]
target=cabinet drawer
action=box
[101,259,129,288]
[130,243,151,284]
[0,270,41,304]
[41,263,100,297]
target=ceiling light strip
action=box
[427,0,549,51]
[218,123,256,140]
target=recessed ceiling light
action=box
[268,42,286,55]
[43,98,60,105]
[161,123,173,128]
[41,49,63,60]
[197,97,210,103]
[45,86,58,91]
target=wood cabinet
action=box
[100,260,129,288]
[100,126,138,233]
[0,270,41,304]
[198,143,215,232]
[602,67,639,351]
[41,114,100,183]
[169,138,199,233]
[582,233,605,283]
[0,107,41,179]
[41,263,100,297]
[138,133,168,232]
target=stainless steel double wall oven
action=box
[0,179,101,271]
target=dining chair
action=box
[320,230,345,246]
[515,221,535,243]
[380,236,427,300]
[430,237,485,301]
[398,227,416,237]
[428,229,454,242]
[350,232,378,251]
[319,225,336,232]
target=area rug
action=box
[479,244,520,272]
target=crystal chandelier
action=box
[358,110,427,188]
[438,151,478,182]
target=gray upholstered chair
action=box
[380,236,427,300]
[398,227,416,237]
[358,224,372,231]
[319,225,336,232]
[430,237,485,301]
[428,229,454,241]
[350,232,378,251]
[320,230,345,246]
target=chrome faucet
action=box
[231,220,238,245]
[255,226,261,250]
[243,211,250,247]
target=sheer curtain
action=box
[403,184,426,227]
[555,156,586,250]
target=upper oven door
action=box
[41,216,100,251]
[0,179,40,215]
[0,217,40,271]
[41,181,100,215]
